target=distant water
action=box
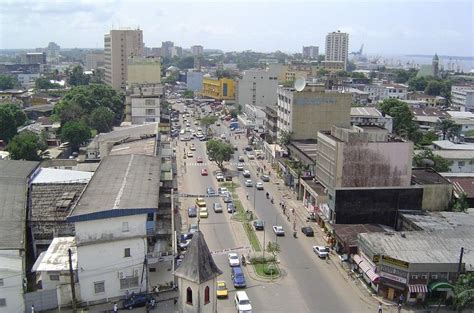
[374,54,474,72]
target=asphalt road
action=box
[175,103,373,313]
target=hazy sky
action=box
[0,0,473,56]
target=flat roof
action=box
[432,150,474,160]
[289,140,318,160]
[334,224,386,247]
[32,168,93,184]
[433,140,474,151]
[359,228,474,267]
[33,237,77,272]
[0,160,39,249]
[404,210,474,230]
[410,107,449,117]
[411,168,450,185]
[109,138,156,156]
[68,155,160,221]
[88,123,157,148]
[350,107,382,117]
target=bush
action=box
[263,264,278,275]
[248,253,275,264]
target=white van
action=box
[234,291,252,313]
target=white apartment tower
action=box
[325,31,349,70]
[104,29,144,90]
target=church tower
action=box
[174,231,222,313]
[432,53,439,77]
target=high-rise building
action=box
[191,45,204,56]
[325,30,349,70]
[104,28,144,90]
[235,68,279,108]
[161,41,174,58]
[302,46,319,59]
[24,52,46,65]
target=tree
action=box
[60,121,91,151]
[278,130,293,147]
[453,193,469,212]
[200,115,217,135]
[35,77,61,90]
[177,57,195,69]
[7,131,45,161]
[454,273,474,311]
[436,118,461,140]
[418,131,439,146]
[229,109,238,119]
[393,69,418,83]
[413,150,451,172]
[425,80,444,96]
[0,103,26,143]
[89,107,115,133]
[0,75,17,90]
[379,99,419,141]
[183,89,194,99]
[408,76,428,91]
[206,139,234,171]
[267,242,280,259]
[89,68,105,84]
[67,65,90,86]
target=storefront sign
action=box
[382,255,409,269]
[373,255,380,264]
[380,271,407,284]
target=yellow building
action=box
[201,77,235,100]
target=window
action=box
[186,287,193,304]
[49,274,60,281]
[0,278,3,286]
[120,276,139,289]
[145,99,155,106]
[411,274,419,280]
[458,161,465,167]
[0,299,5,307]
[146,108,156,116]
[122,222,129,232]
[124,248,131,258]
[204,286,210,304]
[94,281,105,294]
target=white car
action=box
[244,179,253,187]
[228,252,240,267]
[247,153,255,160]
[236,163,244,171]
[218,187,229,195]
[242,170,251,178]
[235,291,252,313]
[256,182,264,190]
[187,151,194,158]
[216,172,224,182]
[272,226,285,236]
[313,246,330,259]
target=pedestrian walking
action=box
[398,294,404,304]
[113,302,118,313]
[397,303,402,313]
[246,193,249,200]
[31,305,35,313]
[377,302,383,313]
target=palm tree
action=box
[436,118,459,140]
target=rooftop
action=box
[288,140,318,161]
[333,224,386,248]
[431,149,474,160]
[350,107,382,117]
[401,210,474,231]
[32,168,93,184]
[444,175,474,198]
[32,237,77,272]
[68,155,160,221]
[109,138,156,156]
[433,140,474,151]
[411,168,451,185]
[0,160,40,249]
[410,107,449,118]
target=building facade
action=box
[186,71,204,92]
[85,53,105,71]
[302,46,319,59]
[325,31,349,70]
[364,83,408,103]
[201,77,235,100]
[235,68,278,108]
[451,85,474,110]
[191,45,203,56]
[25,52,47,65]
[104,29,144,90]
[161,41,174,58]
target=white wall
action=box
[0,250,24,313]
[237,69,278,108]
[178,278,217,313]
[131,98,161,124]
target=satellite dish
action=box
[294,77,306,92]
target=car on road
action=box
[225,174,233,181]
[189,144,196,151]
[242,170,251,178]
[238,156,245,162]
[180,136,190,141]
[231,266,246,288]
[178,239,192,250]
[188,224,198,233]
[228,252,240,267]
[188,206,197,218]
[218,187,229,195]
[180,233,193,242]
[273,225,285,236]
[122,293,154,310]
[216,121,221,126]
[253,219,264,230]
[244,179,253,187]
[261,175,270,182]
[199,136,208,141]
[234,291,252,313]
[213,202,223,213]
[227,202,236,213]
[247,153,255,160]
[187,151,194,158]
[244,146,253,151]
[216,281,228,298]
[195,198,206,207]
[313,246,330,259]
[206,187,216,196]
[196,157,203,163]
[216,172,224,182]
[199,207,209,218]
[301,226,314,237]
[223,195,233,203]
[236,163,244,171]
[256,181,264,190]
[201,168,208,176]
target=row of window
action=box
[93,276,139,294]
[186,286,210,305]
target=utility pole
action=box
[68,248,77,313]
[262,221,266,260]
[458,247,464,274]
[145,256,149,293]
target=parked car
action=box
[272,225,285,236]
[236,163,244,171]
[218,187,229,195]
[199,207,209,218]
[225,174,233,181]
[188,206,197,218]
[261,175,270,182]
[207,187,216,196]
[213,202,223,213]
[231,266,246,288]
[256,182,264,190]
[242,170,251,178]
[227,202,236,213]
[234,291,252,313]
[201,168,208,176]
[253,220,264,230]
[301,226,314,237]
[189,144,196,151]
[223,195,233,203]
[238,155,245,162]
[228,252,240,267]
[188,224,198,233]
[244,179,253,187]
[216,281,228,298]
[196,157,203,163]
[122,293,154,310]
[244,146,253,151]
[216,172,224,182]
[313,246,330,259]
[195,198,206,207]
[178,239,192,250]
[247,153,255,160]
[187,151,194,158]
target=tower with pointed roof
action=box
[432,53,439,78]
[174,231,222,313]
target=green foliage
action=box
[408,76,428,91]
[263,264,278,275]
[7,131,45,161]
[436,118,461,140]
[0,75,18,90]
[88,107,115,133]
[216,68,234,79]
[266,242,280,257]
[453,193,469,212]
[35,77,61,90]
[425,79,452,98]
[465,130,474,137]
[0,103,26,143]
[454,273,474,310]
[413,149,452,172]
[278,130,293,146]
[177,57,195,69]
[393,69,418,83]
[379,99,419,141]
[60,121,91,150]
[229,109,238,119]
[67,65,90,86]
[200,115,217,134]
[89,68,105,84]
[317,68,329,77]
[183,89,194,99]
[418,131,439,146]
[206,139,234,171]
[243,223,261,251]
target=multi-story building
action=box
[325,30,349,70]
[264,105,278,144]
[186,71,204,92]
[235,68,278,108]
[407,91,446,107]
[104,28,144,90]
[85,53,105,71]
[276,83,351,140]
[321,60,345,72]
[302,46,319,59]
[25,52,47,65]
[161,41,174,58]
[191,45,203,56]
[451,85,474,110]
[350,107,393,132]
[364,83,408,103]
[201,77,235,100]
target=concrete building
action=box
[406,92,446,107]
[201,77,235,100]
[67,154,169,304]
[451,85,474,110]
[364,83,408,103]
[325,31,349,70]
[238,104,266,130]
[25,52,47,65]
[186,71,204,92]
[17,73,40,88]
[302,46,319,59]
[276,83,352,140]
[235,68,278,109]
[191,45,203,56]
[0,160,40,313]
[104,28,144,90]
[350,107,393,133]
[85,53,105,71]
[264,105,278,144]
[321,61,345,72]
[161,41,174,58]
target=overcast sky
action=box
[0,0,473,56]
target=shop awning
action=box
[365,268,380,284]
[409,284,428,293]
[428,281,454,292]
[352,254,363,265]
[358,259,372,273]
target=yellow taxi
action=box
[199,207,208,218]
[216,281,228,298]
[195,197,206,207]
